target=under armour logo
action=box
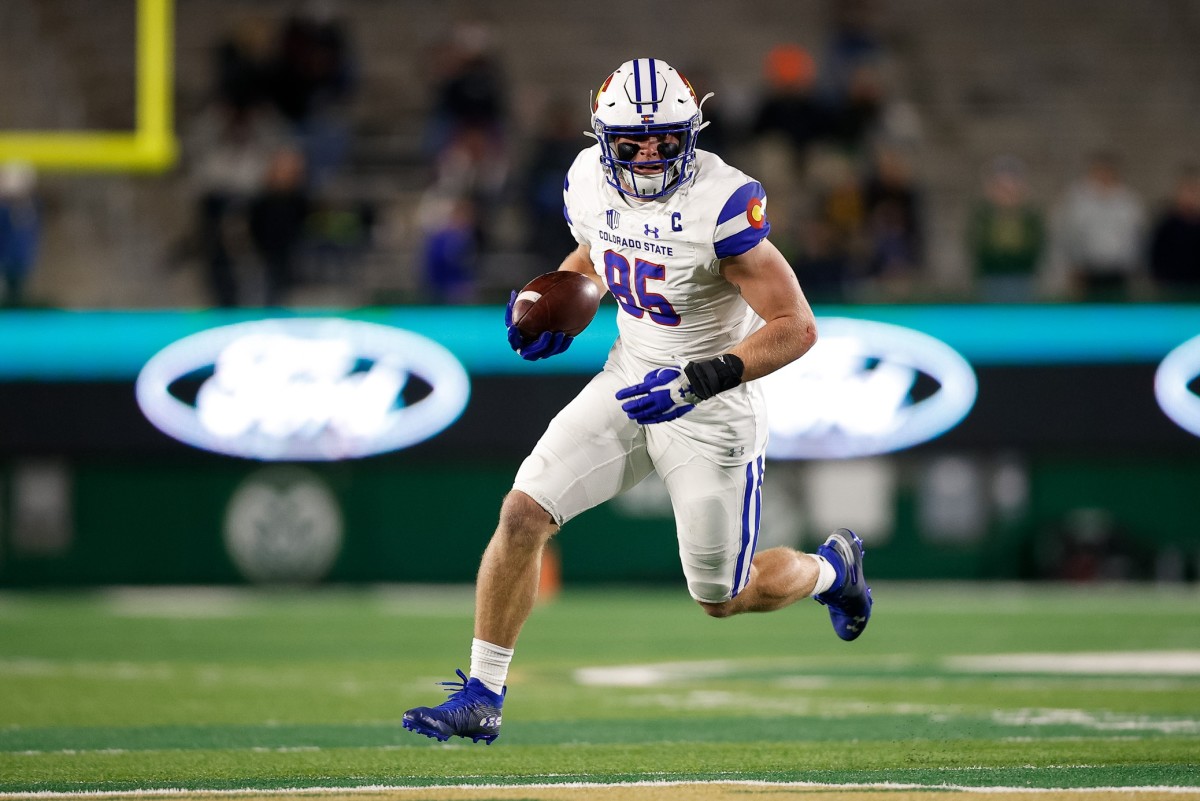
[728,446,745,458]
[607,209,620,229]
[644,224,659,238]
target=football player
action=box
[403,58,872,745]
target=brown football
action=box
[511,271,603,338]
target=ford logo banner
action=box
[135,319,470,460]
[1155,332,1200,438]
[762,317,977,459]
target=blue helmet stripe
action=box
[632,59,643,107]
[649,58,659,111]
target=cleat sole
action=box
[402,716,497,744]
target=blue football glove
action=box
[505,290,573,361]
[615,366,702,425]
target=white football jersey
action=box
[563,145,773,463]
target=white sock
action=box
[470,638,514,694]
[810,553,838,596]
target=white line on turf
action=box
[575,651,1200,689]
[946,651,1200,676]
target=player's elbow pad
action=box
[684,354,744,401]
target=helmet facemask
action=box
[598,122,699,200]
[590,58,709,201]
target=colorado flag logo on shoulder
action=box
[714,182,771,259]
[746,196,767,230]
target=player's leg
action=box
[403,369,652,743]
[483,369,653,648]
[652,438,871,635]
[715,528,872,641]
[474,490,558,650]
[652,446,812,611]
[704,545,821,617]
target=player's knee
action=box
[690,580,735,617]
[496,491,558,551]
[698,598,735,618]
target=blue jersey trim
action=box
[731,456,763,598]
[717,181,766,226]
[715,222,770,260]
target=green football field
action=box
[0,582,1198,798]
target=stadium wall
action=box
[1,304,1199,586]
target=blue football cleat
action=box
[814,528,873,641]
[402,669,505,744]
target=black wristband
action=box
[684,353,745,401]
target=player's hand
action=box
[505,290,574,360]
[615,366,701,424]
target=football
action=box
[511,271,603,339]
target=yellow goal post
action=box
[0,0,176,172]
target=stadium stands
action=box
[1,0,1198,308]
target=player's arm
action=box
[719,238,817,382]
[555,242,606,293]
[615,239,817,425]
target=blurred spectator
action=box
[269,11,355,125]
[809,151,867,286]
[248,146,311,306]
[966,156,1046,303]
[751,44,828,166]
[267,10,357,189]
[1052,152,1146,302]
[519,98,584,272]
[425,23,510,251]
[1148,165,1200,301]
[304,201,376,283]
[427,23,508,160]
[791,216,851,303]
[186,102,291,306]
[213,17,274,113]
[823,62,887,157]
[431,125,509,254]
[747,45,829,261]
[0,161,39,307]
[814,0,922,167]
[420,195,480,304]
[819,0,885,102]
[859,144,922,298]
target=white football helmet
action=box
[591,58,710,200]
